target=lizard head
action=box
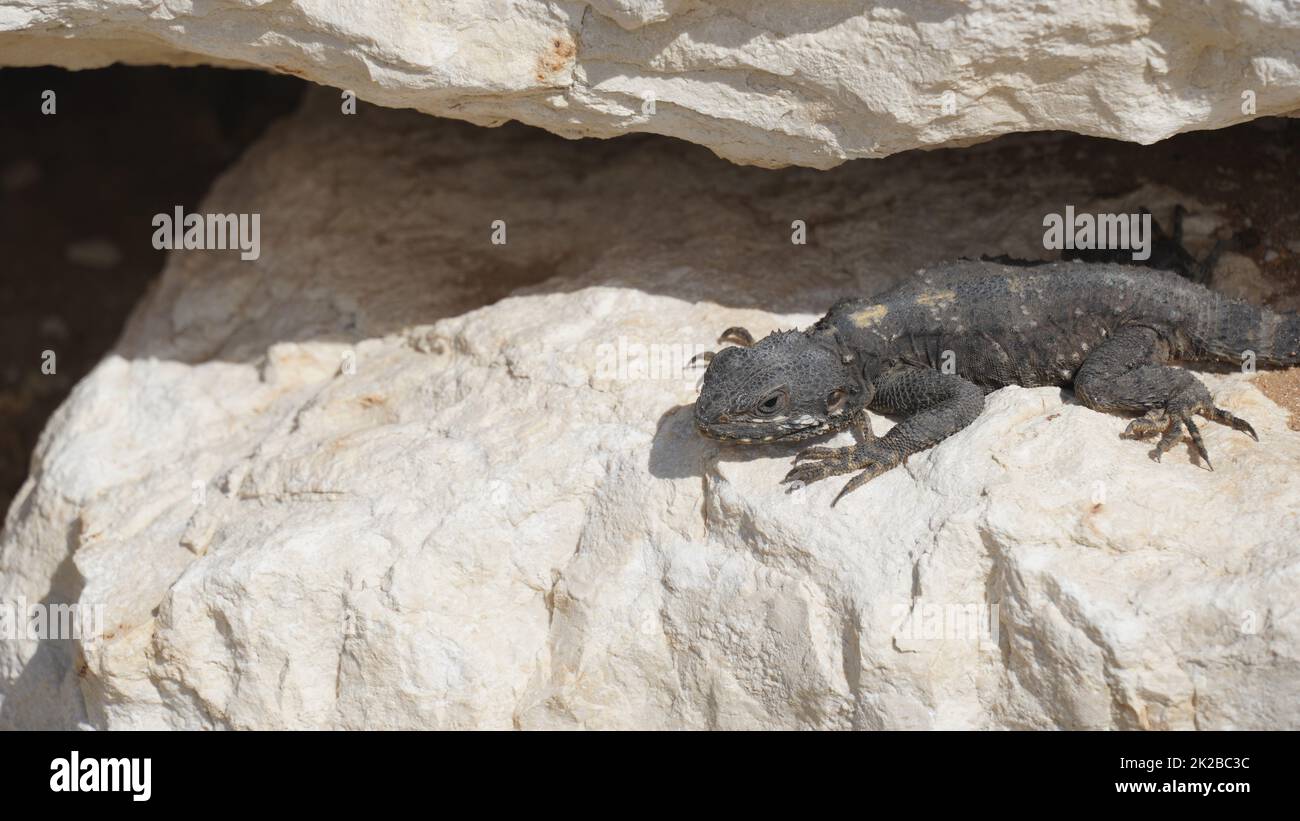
[694,329,868,444]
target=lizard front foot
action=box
[782,442,901,504]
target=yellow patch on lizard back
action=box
[852,304,889,326]
[1007,276,1040,297]
[916,289,957,307]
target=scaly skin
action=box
[694,259,1300,504]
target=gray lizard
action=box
[693,259,1300,503]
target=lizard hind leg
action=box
[1135,370,1254,468]
[1075,326,1258,468]
[688,326,755,368]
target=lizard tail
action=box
[1266,310,1300,366]
[1194,300,1300,368]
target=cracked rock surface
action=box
[1,92,1298,729]
[2,0,1299,167]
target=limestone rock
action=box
[2,1,1299,167]
[2,94,1298,729]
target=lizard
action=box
[693,259,1300,504]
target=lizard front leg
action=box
[782,367,985,504]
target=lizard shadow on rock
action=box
[648,402,890,481]
[649,403,809,481]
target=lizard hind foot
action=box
[1121,399,1257,469]
[718,326,755,347]
[1122,405,1208,467]
[688,326,755,369]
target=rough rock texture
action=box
[3,0,1300,167]
[3,92,1299,729]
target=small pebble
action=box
[1,159,41,192]
[65,238,123,269]
[39,315,69,340]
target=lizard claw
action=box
[792,445,848,463]
[688,351,714,368]
[832,463,896,505]
[1201,404,1257,441]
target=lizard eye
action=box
[755,391,784,416]
[826,388,848,414]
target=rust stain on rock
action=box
[535,35,576,82]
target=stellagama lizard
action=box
[693,259,1300,504]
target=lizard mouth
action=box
[695,424,826,445]
[695,414,852,445]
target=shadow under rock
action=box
[109,88,1300,370]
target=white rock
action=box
[1,94,1298,729]
[2,0,1299,167]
